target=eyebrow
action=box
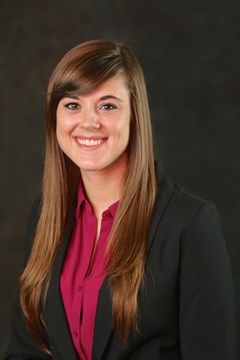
[99,95,123,102]
[63,94,123,102]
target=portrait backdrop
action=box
[0,0,239,357]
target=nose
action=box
[80,109,100,130]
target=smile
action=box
[74,137,106,148]
[78,139,102,146]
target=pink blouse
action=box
[60,183,119,360]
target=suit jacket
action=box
[4,172,236,360]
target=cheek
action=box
[115,113,131,136]
[56,116,74,138]
[120,118,131,143]
[56,117,71,152]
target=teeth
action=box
[78,139,102,146]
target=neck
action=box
[80,160,127,217]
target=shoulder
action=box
[158,170,221,228]
[153,170,224,251]
[154,171,232,281]
[174,186,220,231]
[174,188,225,256]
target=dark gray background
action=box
[0,0,239,358]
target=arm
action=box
[179,203,236,359]
[4,200,51,360]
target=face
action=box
[56,75,131,178]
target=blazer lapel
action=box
[147,171,175,253]
[92,278,113,360]
[92,170,176,359]
[46,218,79,360]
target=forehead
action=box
[55,74,131,105]
[86,74,129,98]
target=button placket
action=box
[77,284,82,292]
[73,330,78,338]
[103,210,112,219]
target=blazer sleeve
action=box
[179,202,236,359]
[4,199,52,360]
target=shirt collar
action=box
[75,180,119,219]
[106,200,119,218]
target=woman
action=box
[5,39,236,359]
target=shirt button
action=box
[77,285,82,292]
[104,211,112,219]
[73,330,78,337]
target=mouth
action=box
[74,136,107,149]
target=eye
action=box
[64,102,80,110]
[99,103,118,111]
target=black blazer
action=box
[4,172,236,360]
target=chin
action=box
[77,162,104,172]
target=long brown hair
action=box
[19,39,157,351]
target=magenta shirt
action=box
[60,183,119,360]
